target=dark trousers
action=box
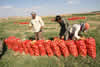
[0,40,3,55]
[59,29,69,40]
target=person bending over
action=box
[55,15,69,40]
[69,23,90,40]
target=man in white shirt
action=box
[29,11,44,40]
[69,23,90,40]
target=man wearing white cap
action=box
[29,11,44,40]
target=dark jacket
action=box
[58,19,69,40]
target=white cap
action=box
[31,11,36,15]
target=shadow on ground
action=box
[28,37,35,40]
[28,36,54,40]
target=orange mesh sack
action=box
[75,40,87,57]
[44,40,54,56]
[58,40,70,57]
[85,37,96,59]
[31,41,40,56]
[51,41,61,57]
[65,40,78,57]
[37,40,46,56]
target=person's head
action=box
[55,15,62,22]
[83,23,90,32]
[85,23,90,30]
[31,11,36,19]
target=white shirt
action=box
[29,16,44,32]
[70,24,81,39]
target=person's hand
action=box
[40,26,44,29]
[61,36,64,40]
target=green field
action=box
[0,14,100,67]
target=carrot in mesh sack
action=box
[75,40,87,57]
[65,40,78,57]
[28,47,34,56]
[85,37,96,59]
[58,40,70,57]
[5,36,16,49]
[9,38,19,52]
[5,37,24,53]
[12,38,21,53]
[16,39,24,54]
[53,37,61,44]
[53,37,60,40]
[25,40,34,56]
[8,36,16,39]
[51,41,61,57]
[44,40,53,56]
[38,40,46,56]
[5,38,12,49]
[22,40,29,54]
[31,40,40,56]
[8,36,17,50]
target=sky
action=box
[0,0,100,17]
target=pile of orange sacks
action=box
[4,36,96,59]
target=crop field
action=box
[0,14,100,67]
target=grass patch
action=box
[0,15,100,67]
[72,14,96,16]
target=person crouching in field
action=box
[55,15,69,40]
[69,23,90,40]
[0,39,3,59]
[29,11,44,40]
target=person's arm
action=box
[63,19,69,29]
[29,20,33,29]
[74,25,81,39]
[65,19,69,27]
[39,17,44,28]
[74,29,81,39]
